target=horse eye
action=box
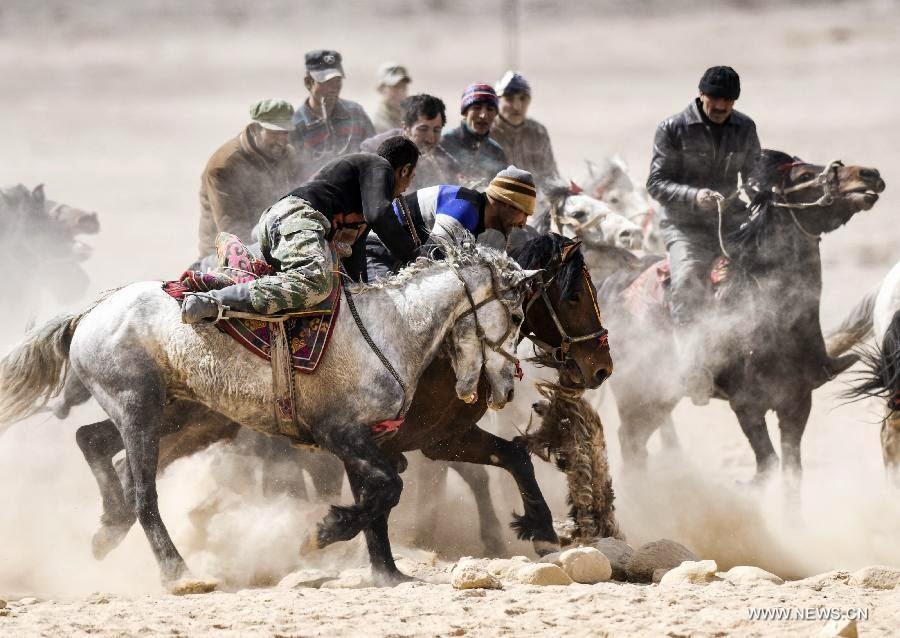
[572,211,587,220]
[608,196,620,204]
[568,293,582,305]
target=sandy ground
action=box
[1,1,900,636]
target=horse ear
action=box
[568,180,583,195]
[32,184,46,208]
[560,240,583,262]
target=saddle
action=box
[621,256,730,320]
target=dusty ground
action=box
[1,1,899,636]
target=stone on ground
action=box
[277,568,337,589]
[848,565,900,589]
[627,539,698,583]
[319,568,373,589]
[558,547,612,584]
[723,565,784,586]
[484,556,530,581]
[591,537,634,581]
[818,618,858,638]
[652,568,669,583]
[658,560,719,587]
[787,570,850,591]
[451,558,503,590]
[514,563,573,586]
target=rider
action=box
[366,165,537,280]
[646,66,761,405]
[182,136,419,322]
[441,84,509,186]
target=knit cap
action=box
[486,166,536,215]
[460,83,499,115]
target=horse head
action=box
[510,233,613,389]
[445,243,538,410]
[743,150,885,238]
[48,203,101,236]
[544,185,644,251]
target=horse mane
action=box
[843,309,900,407]
[509,233,584,302]
[725,149,796,254]
[349,230,518,294]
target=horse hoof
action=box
[91,524,132,560]
[298,532,321,556]
[167,578,218,596]
[372,570,417,587]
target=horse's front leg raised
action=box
[422,425,560,556]
[304,424,406,584]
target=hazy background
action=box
[1,0,898,597]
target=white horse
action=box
[829,260,900,485]
[578,155,664,253]
[0,241,537,589]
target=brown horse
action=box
[72,232,613,569]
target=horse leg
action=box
[303,426,405,583]
[617,402,671,473]
[303,449,345,500]
[75,419,137,559]
[775,392,812,486]
[731,402,778,481]
[448,461,506,557]
[422,426,559,556]
[51,372,92,419]
[658,415,681,452]
[882,408,900,488]
[407,456,449,549]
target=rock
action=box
[848,565,900,590]
[277,568,337,589]
[788,570,850,591]
[723,566,784,586]
[485,557,531,580]
[538,552,562,565]
[0,600,6,609]
[626,539,698,583]
[450,558,503,590]
[658,560,719,587]
[514,563,573,586]
[818,618,857,638]
[18,597,38,605]
[319,568,373,589]
[558,547,611,584]
[652,568,669,583]
[591,537,634,581]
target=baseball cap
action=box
[305,49,345,83]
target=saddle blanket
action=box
[622,256,729,320]
[162,241,340,375]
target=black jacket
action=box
[647,99,761,230]
[287,153,416,281]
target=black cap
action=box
[698,66,740,100]
[305,49,345,82]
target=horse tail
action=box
[827,290,876,357]
[0,296,106,429]
[843,309,900,406]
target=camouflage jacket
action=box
[490,116,560,189]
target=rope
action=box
[343,284,409,419]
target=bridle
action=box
[770,159,844,239]
[522,265,609,364]
[451,263,525,380]
[549,194,607,236]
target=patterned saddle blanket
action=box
[162,235,340,374]
[621,256,729,320]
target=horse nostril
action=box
[506,388,515,403]
[860,168,880,181]
[594,369,609,385]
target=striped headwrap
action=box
[460,83,499,115]
[486,165,536,215]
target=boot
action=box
[181,283,256,324]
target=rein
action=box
[523,266,609,363]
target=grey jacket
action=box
[647,99,760,231]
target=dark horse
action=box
[71,233,612,583]
[600,150,884,482]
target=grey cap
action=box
[496,165,535,187]
[249,99,295,131]
[377,62,411,87]
[305,49,345,83]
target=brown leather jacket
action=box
[197,124,303,257]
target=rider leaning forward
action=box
[646,66,761,405]
[182,136,420,322]
[366,165,537,280]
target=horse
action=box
[0,240,538,589]
[828,260,900,485]
[0,184,99,314]
[598,149,885,483]
[62,233,614,564]
[577,156,664,253]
